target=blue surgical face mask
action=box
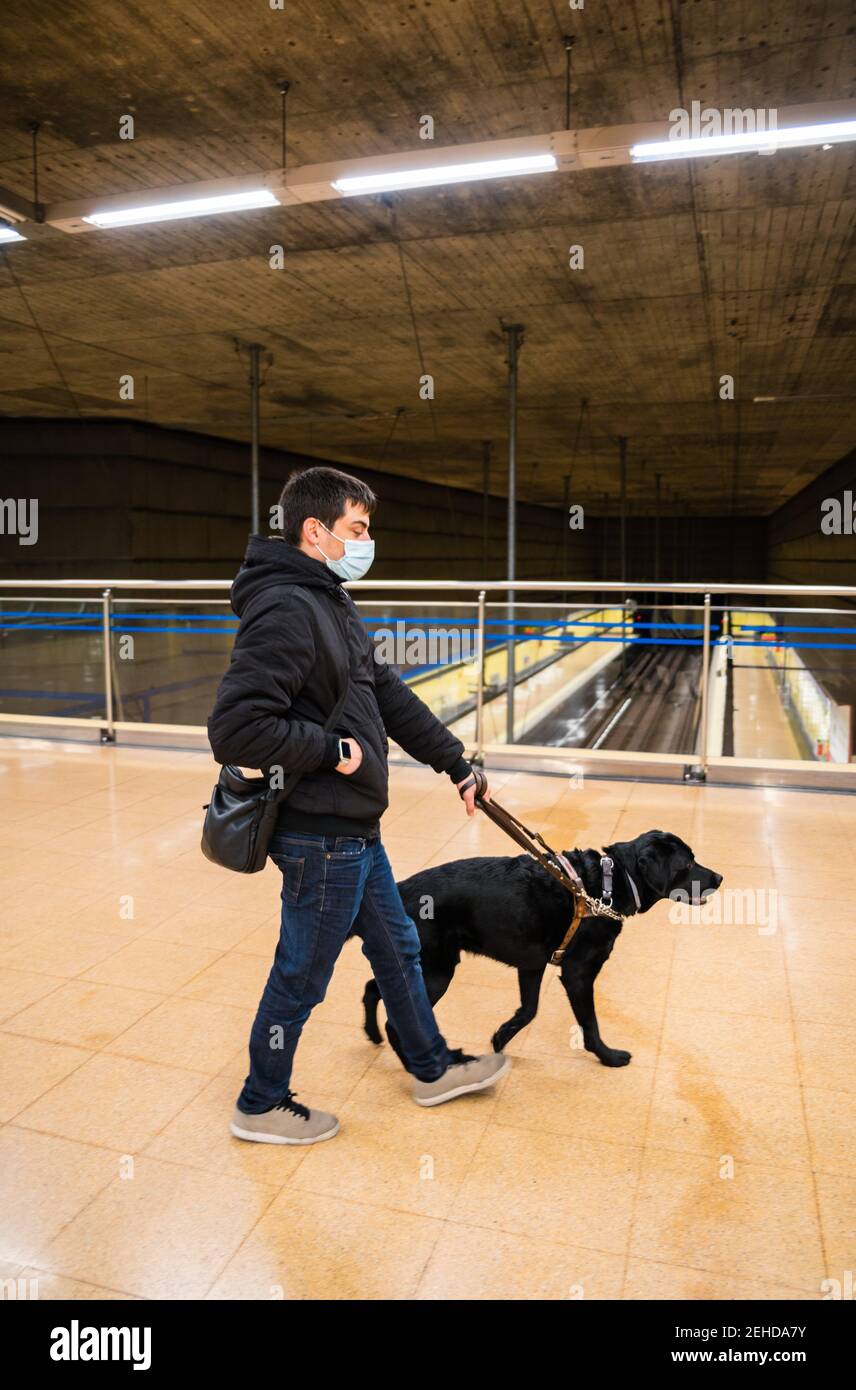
[314,519,375,581]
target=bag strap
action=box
[272,668,351,804]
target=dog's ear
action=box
[635,834,681,899]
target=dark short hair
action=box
[276,466,377,545]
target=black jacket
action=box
[207,535,470,835]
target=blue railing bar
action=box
[733,624,856,636]
[0,689,102,701]
[729,639,856,651]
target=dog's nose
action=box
[712,873,723,889]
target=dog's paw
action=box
[490,1031,507,1053]
[598,1048,632,1067]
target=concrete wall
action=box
[0,418,598,584]
[766,449,856,589]
[597,513,766,586]
[3,418,849,591]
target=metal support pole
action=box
[563,35,575,130]
[474,589,487,764]
[562,472,571,581]
[503,324,523,746]
[101,587,115,744]
[654,472,661,583]
[619,437,627,674]
[699,591,712,773]
[481,440,491,576]
[601,491,609,606]
[673,510,679,618]
[619,436,627,592]
[249,343,261,534]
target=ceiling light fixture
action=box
[753,393,849,403]
[331,152,558,196]
[630,118,856,163]
[83,188,280,229]
[0,224,27,244]
[41,100,856,234]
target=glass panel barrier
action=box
[0,581,853,776]
[435,598,712,760]
[726,606,855,762]
[361,600,479,726]
[111,599,237,726]
[0,597,107,721]
[475,601,630,749]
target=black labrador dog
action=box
[361,830,722,1068]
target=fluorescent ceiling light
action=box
[0,225,27,243]
[630,119,856,163]
[83,188,280,228]
[332,152,557,196]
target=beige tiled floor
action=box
[1,736,854,1300]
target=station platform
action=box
[0,736,853,1300]
[732,663,805,760]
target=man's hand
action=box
[455,767,490,818]
[335,736,364,776]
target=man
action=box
[207,465,508,1145]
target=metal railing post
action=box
[503,324,523,746]
[474,589,486,763]
[101,587,115,744]
[699,591,711,773]
[249,343,261,534]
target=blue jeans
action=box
[236,831,455,1112]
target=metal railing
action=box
[0,577,854,784]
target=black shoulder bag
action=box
[200,674,350,874]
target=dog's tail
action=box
[362,978,383,1044]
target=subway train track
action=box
[595,645,701,753]
[524,641,703,755]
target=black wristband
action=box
[447,755,471,784]
[320,733,342,770]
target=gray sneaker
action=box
[230,1091,339,1145]
[413,1048,510,1107]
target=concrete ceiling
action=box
[0,0,854,515]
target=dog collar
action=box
[602,855,642,913]
[625,867,642,911]
[600,855,615,906]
